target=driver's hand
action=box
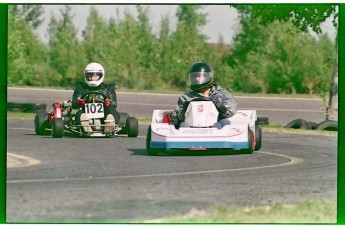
[103,98,110,107]
[77,98,86,107]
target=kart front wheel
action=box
[34,112,51,135]
[254,126,262,151]
[146,126,164,156]
[52,118,64,138]
[246,130,255,154]
[126,117,138,137]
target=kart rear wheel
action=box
[254,126,262,151]
[246,130,255,154]
[126,117,139,137]
[34,111,51,135]
[52,118,64,138]
[146,126,164,156]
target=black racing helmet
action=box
[189,62,213,91]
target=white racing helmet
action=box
[84,62,105,87]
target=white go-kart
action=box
[146,99,262,155]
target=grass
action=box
[140,199,336,223]
[8,111,337,137]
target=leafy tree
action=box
[112,8,140,89]
[82,6,108,62]
[169,5,209,89]
[9,4,44,29]
[231,4,338,120]
[133,5,160,90]
[48,5,87,87]
[8,5,55,86]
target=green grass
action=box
[141,199,336,223]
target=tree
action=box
[169,5,209,89]
[8,5,55,86]
[9,5,44,29]
[231,4,338,120]
[48,5,87,87]
[82,6,108,62]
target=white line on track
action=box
[7,151,303,184]
[7,153,41,168]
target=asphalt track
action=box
[6,88,337,223]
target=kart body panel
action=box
[147,101,259,153]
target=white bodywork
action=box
[149,101,257,150]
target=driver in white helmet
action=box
[72,62,120,134]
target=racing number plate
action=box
[85,103,104,118]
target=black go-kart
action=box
[34,91,139,138]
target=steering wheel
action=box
[81,91,108,103]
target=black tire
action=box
[23,103,47,113]
[7,102,24,112]
[126,117,139,137]
[256,120,269,126]
[316,120,338,131]
[34,111,51,135]
[254,126,262,151]
[257,116,269,122]
[146,126,164,156]
[52,118,64,138]
[284,119,310,130]
[246,130,255,154]
[307,121,318,130]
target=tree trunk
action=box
[327,44,338,121]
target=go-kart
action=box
[34,91,139,138]
[146,99,262,155]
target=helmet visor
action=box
[189,72,212,86]
[85,72,103,81]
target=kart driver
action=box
[171,62,238,128]
[72,62,120,134]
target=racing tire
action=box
[316,120,338,131]
[246,130,255,154]
[52,118,64,138]
[256,120,269,126]
[23,103,47,113]
[34,111,51,135]
[126,117,139,137]
[254,126,262,151]
[306,121,318,130]
[257,116,269,122]
[7,102,24,112]
[146,126,164,156]
[284,119,310,130]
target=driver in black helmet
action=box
[173,62,238,128]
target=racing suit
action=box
[175,84,238,127]
[72,80,120,124]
